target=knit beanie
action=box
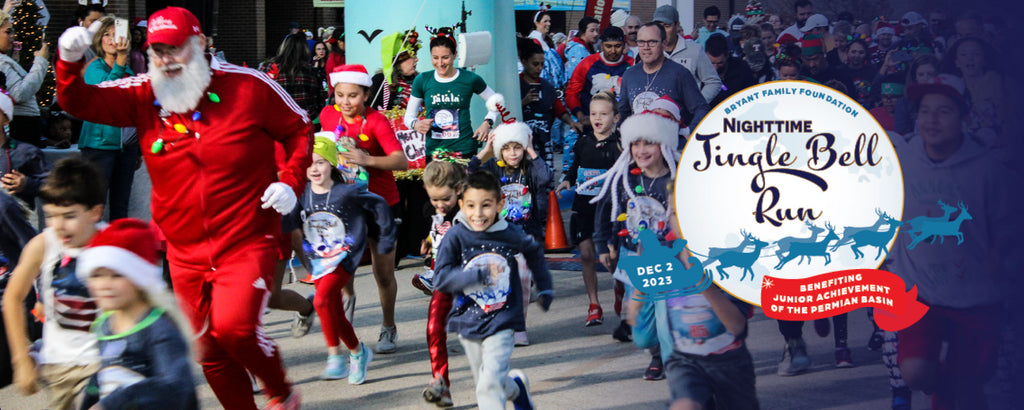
[313,132,339,167]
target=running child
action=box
[287,135,396,384]
[556,91,624,330]
[1,157,104,409]
[433,170,554,410]
[76,218,198,409]
[318,64,407,354]
[415,158,466,407]
[581,110,680,381]
[468,121,553,346]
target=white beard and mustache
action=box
[148,36,212,114]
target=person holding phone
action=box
[78,16,138,222]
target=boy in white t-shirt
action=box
[2,157,105,409]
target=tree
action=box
[9,0,55,108]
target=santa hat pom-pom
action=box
[486,93,506,113]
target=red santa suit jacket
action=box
[57,55,312,270]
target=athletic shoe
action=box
[643,355,665,380]
[321,354,349,380]
[834,347,854,368]
[412,274,434,296]
[777,337,811,376]
[349,342,373,385]
[814,318,831,337]
[263,388,300,410]
[422,377,454,407]
[612,321,632,342]
[514,331,530,346]
[374,326,398,353]
[585,304,603,327]
[509,369,535,410]
[867,329,884,351]
[290,297,316,338]
[249,371,261,394]
[891,387,912,410]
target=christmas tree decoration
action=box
[634,185,643,194]
[151,138,165,154]
[617,213,627,222]
[192,112,201,121]
[173,124,188,133]
[359,133,369,141]
[207,92,220,103]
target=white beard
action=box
[148,37,212,114]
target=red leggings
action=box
[169,238,290,409]
[427,290,453,385]
[314,267,360,350]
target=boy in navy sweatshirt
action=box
[433,171,553,410]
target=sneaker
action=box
[643,355,665,380]
[777,338,811,376]
[412,274,434,296]
[834,347,854,368]
[867,329,884,351]
[585,304,603,327]
[509,369,535,410]
[891,387,912,410]
[349,342,373,385]
[290,306,316,338]
[263,389,301,410]
[814,318,831,337]
[249,371,261,394]
[612,321,632,342]
[321,354,349,380]
[422,377,454,407]
[374,326,398,354]
[514,331,530,346]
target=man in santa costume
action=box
[55,7,309,409]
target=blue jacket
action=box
[468,155,553,240]
[79,59,133,151]
[434,213,553,339]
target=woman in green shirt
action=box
[79,17,139,221]
[403,28,501,159]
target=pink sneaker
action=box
[264,388,301,410]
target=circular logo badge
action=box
[675,81,903,305]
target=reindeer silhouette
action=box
[706,234,755,261]
[903,199,958,236]
[703,230,768,281]
[775,222,838,269]
[907,201,972,249]
[774,221,826,264]
[848,212,902,259]
[831,209,888,252]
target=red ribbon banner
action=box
[761,269,929,331]
[585,0,615,30]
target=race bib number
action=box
[575,167,606,196]
[430,109,460,140]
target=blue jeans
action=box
[80,145,140,221]
[458,329,520,409]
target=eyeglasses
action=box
[636,40,663,48]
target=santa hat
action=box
[329,64,373,88]
[580,112,680,222]
[491,122,531,164]
[0,89,13,121]
[610,9,630,27]
[76,219,166,297]
[646,96,681,123]
[875,22,896,36]
[146,7,202,47]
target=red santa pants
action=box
[427,290,454,385]
[313,267,359,350]
[169,238,291,409]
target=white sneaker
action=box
[374,326,397,354]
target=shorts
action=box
[897,304,1000,381]
[665,345,759,410]
[570,207,596,246]
[366,204,403,242]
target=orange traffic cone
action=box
[545,191,572,252]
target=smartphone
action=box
[891,50,913,63]
[115,18,128,43]
[528,83,542,100]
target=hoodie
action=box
[433,212,553,339]
[886,135,1014,308]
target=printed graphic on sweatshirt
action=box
[302,211,353,278]
[461,253,512,313]
[666,294,738,355]
[625,196,669,240]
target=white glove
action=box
[57,26,93,63]
[260,182,297,215]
